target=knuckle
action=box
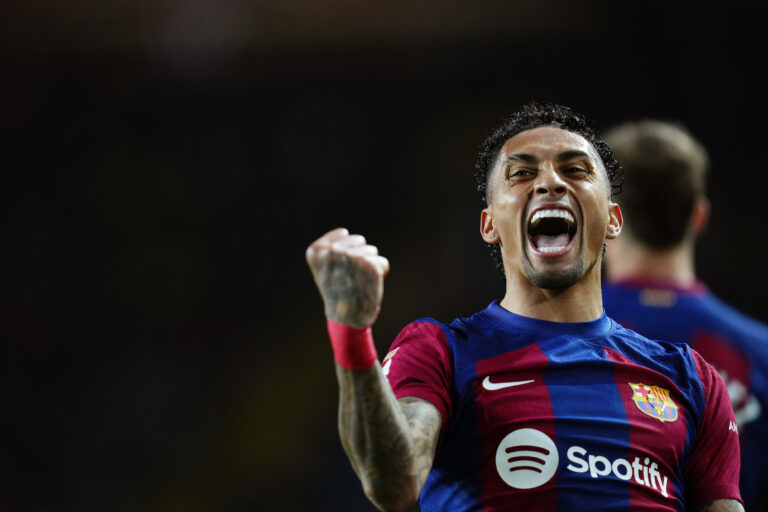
[314,247,332,264]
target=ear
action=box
[690,196,710,236]
[605,202,623,240]
[480,207,500,244]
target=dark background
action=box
[2,1,766,510]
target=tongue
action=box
[533,233,570,250]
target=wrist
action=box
[326,318,378,370]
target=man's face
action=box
[481,126,622,289]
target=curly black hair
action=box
[473,101,623,276]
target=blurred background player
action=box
[602,120,768,511]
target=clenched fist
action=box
[306,228,390,328]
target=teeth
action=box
[530,209,575,226]
[539,246,567,253]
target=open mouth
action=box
[527,208,577,256]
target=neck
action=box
[500,263,604,323]
[606,236,696,287]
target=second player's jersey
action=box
[603,278,768,510]
[383,301,740,511]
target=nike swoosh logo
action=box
[482,376,534,391]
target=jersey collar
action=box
[484,300,614,339]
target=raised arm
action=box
[306,228,441,511]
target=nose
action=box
[535,167,567,197]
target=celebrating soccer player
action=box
[602,119,768,511]
[306,103,744,511]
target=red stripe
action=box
[690,330,750,411]
[475,344,558,511]
[606,347,688,511]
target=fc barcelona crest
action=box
[629,382,679,422]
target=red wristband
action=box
[326,318,378,370]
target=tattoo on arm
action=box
[398,397,442,490]
[335,363,441,510]
[321,255,381,327]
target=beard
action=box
[522,258,585,290]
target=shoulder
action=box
[609,321,691,358]
[394,317,460,348]
[396,317,450,338]
[608,323,706,387]
[389,308,500,366]
[697,294,768,359]
[388,318,454,367]
[396,306,498,344]
[678,291,768,338]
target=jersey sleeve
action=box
[383,320,453,436]
[684,349,743,506]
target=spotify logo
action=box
[495,428,559,489]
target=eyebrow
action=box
[504,153,539,164]
[557,150,590,161]
[504,150,591,164]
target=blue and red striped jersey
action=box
[603,278,768,510]
[384,300,741,511]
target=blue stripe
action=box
[540,337,632,511]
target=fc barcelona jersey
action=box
[384,301,741,511]
[603,278,768,510]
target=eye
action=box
[564,166,588,176]
[509,168,536,179]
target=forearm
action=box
[307,229,428,508]
[335,362,419,511]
